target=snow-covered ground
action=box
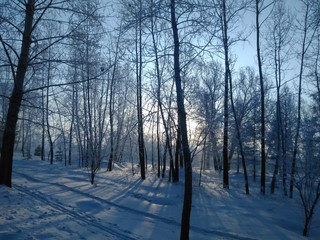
[0,157,319,239]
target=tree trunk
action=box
[157,107,161,178]
[136,0,145,180]
[41,79,45,161]
[68,73,76,166]
[290,2,312,198]
[256,0,266,194]
[0,0,35,187]
[162,142,167,178]
[46,51,54,165]
[270,3,290,194]
[222,0,229,189]
[174,127,181,182]
[199,138,206,187]
[271,43,281,195]
[170,1,192,238]
[108,70,115,171]
[107,29,121,172]
[253,105,257,182]
[228,70,249,194]
[21,109,26,157]
[150,9,166,179]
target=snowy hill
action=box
[0,158,319,239]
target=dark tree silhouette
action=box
[0,0,36,187]
[170,0,192,238]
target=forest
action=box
[0,0,319,239]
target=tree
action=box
[215,0,249,192]
[230,68,257,195]
[0,0,101,187]
[0,0,36,187]
[295,110,320,236]
[192,58,224,171]
[0,68,11,154]
[45,35,54,164]
[170,0,192,238]
[148,0,168,178]
[265,0,293,195]
[221,0,230,189]
[296,171,320,236]
[70,0,107,184]
[135,0,146,180]
[290,0,320,198]
[255,0,274,194]
[293,2,320,234]
[107,24,123,171]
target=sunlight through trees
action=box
[0,0,319,237]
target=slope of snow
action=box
[0,158,319,239]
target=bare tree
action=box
[295,112,320,236]
[0,0,37,187]
[0,68,10,153]
[170,0,192,238]
[107,24,123,172]
[296,173,320,236]
[255,0,274,194]
[215,0,249,192]
[265,0,293,195]
[221,0,230,189]
[148,0,167,178]
[290,0,320,198]
[76,0,106,184]
[0,0,103,187]
[135,0,146,180]
[192,58,224,172]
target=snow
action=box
[0,158,319,239]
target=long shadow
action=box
[12,165,294,239]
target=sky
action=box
[232,0,304,71]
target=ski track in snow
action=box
[13,184,138,240]
[13,169,256,240]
